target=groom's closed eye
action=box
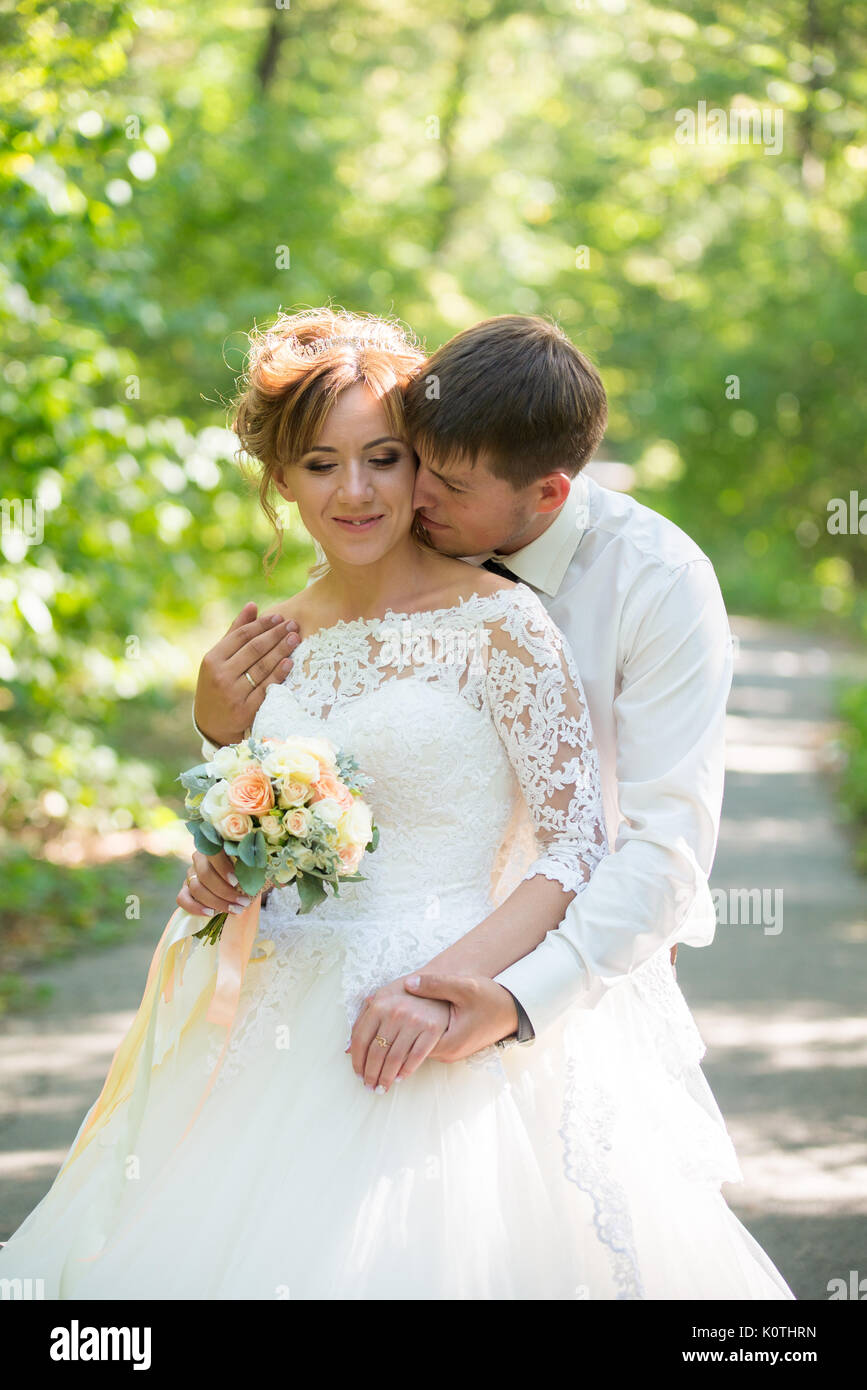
[433,474,465,494]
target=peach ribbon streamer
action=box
[59,893,264,1178]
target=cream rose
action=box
[283,808,311,838]
[261,742,323,785]
[215,810,254,841]
[277,778,310,808]
[339,799,373,849]
[259,813,284,841]
[282,735,338,770]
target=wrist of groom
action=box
[495,988,535,1049]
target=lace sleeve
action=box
[484,586,609,895]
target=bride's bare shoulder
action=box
[430,556,518,605]
[259,583,320,633]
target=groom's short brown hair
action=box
[403,315,607,489]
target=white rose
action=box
[207,744,247,779]
[200,780,232,824]
[339,799,373,849]
[311,797,343,828]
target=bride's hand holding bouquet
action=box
[179,733,378,934]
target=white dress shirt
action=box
[489,472,733,1034]
[192,472,733,1040]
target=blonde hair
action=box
[231,306,427,575]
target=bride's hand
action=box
[347,980,451,1094]
[175,847,255,917]
[194,601,300,747]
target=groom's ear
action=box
[534,471,572,515]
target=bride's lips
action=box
[332,514,384,532]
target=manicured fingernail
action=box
[228,873,239,886]
[228,903,246,914]
[270,614,281,625]
[364,1082,374,1090]
[375,1084,386,1095]
[394,1077,403,1083]
[406,974,420,988]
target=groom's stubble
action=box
[412,457,561,558]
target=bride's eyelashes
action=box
[304,453,402,474]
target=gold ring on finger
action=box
[374,1035,390,1049]
[244,670,255,688]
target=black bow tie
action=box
[482,556,516,580]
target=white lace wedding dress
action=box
[0,584,793,1300]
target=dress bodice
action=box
[218,584,608,1064]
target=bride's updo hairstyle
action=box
[232,306,427,574]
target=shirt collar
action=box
[491,471,590,597]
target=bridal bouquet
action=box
[178,733,378,940]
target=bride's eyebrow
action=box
[303,436,404,456]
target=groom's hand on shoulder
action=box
[194,601,300,747]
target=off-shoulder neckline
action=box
[294,581,536,650]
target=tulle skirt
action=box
[0,937,794,1301]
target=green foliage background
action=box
[1,0,865,987]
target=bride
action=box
[0,309,793,1300]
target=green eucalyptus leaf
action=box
[188,822,223,856]
[295,872,328,915]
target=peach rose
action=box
[310,771,353,812]
[338,843,363,875]
[227,765,274,817]
[216,810,254,841]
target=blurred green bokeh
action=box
[1,0,865,981]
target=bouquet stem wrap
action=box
[59,892,263,1178]
[51,732,376,1265]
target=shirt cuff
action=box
[192,703,220,761]
[494,932,589,1039]
[493,987,536,1048]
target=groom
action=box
[187,315,732,1065]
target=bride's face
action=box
[274,383,417,567]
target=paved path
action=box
[1,616,865,1299]
[682,616,867,1300]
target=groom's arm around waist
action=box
[494,557,733,1038]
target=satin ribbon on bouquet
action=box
[59,891,270,1179]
